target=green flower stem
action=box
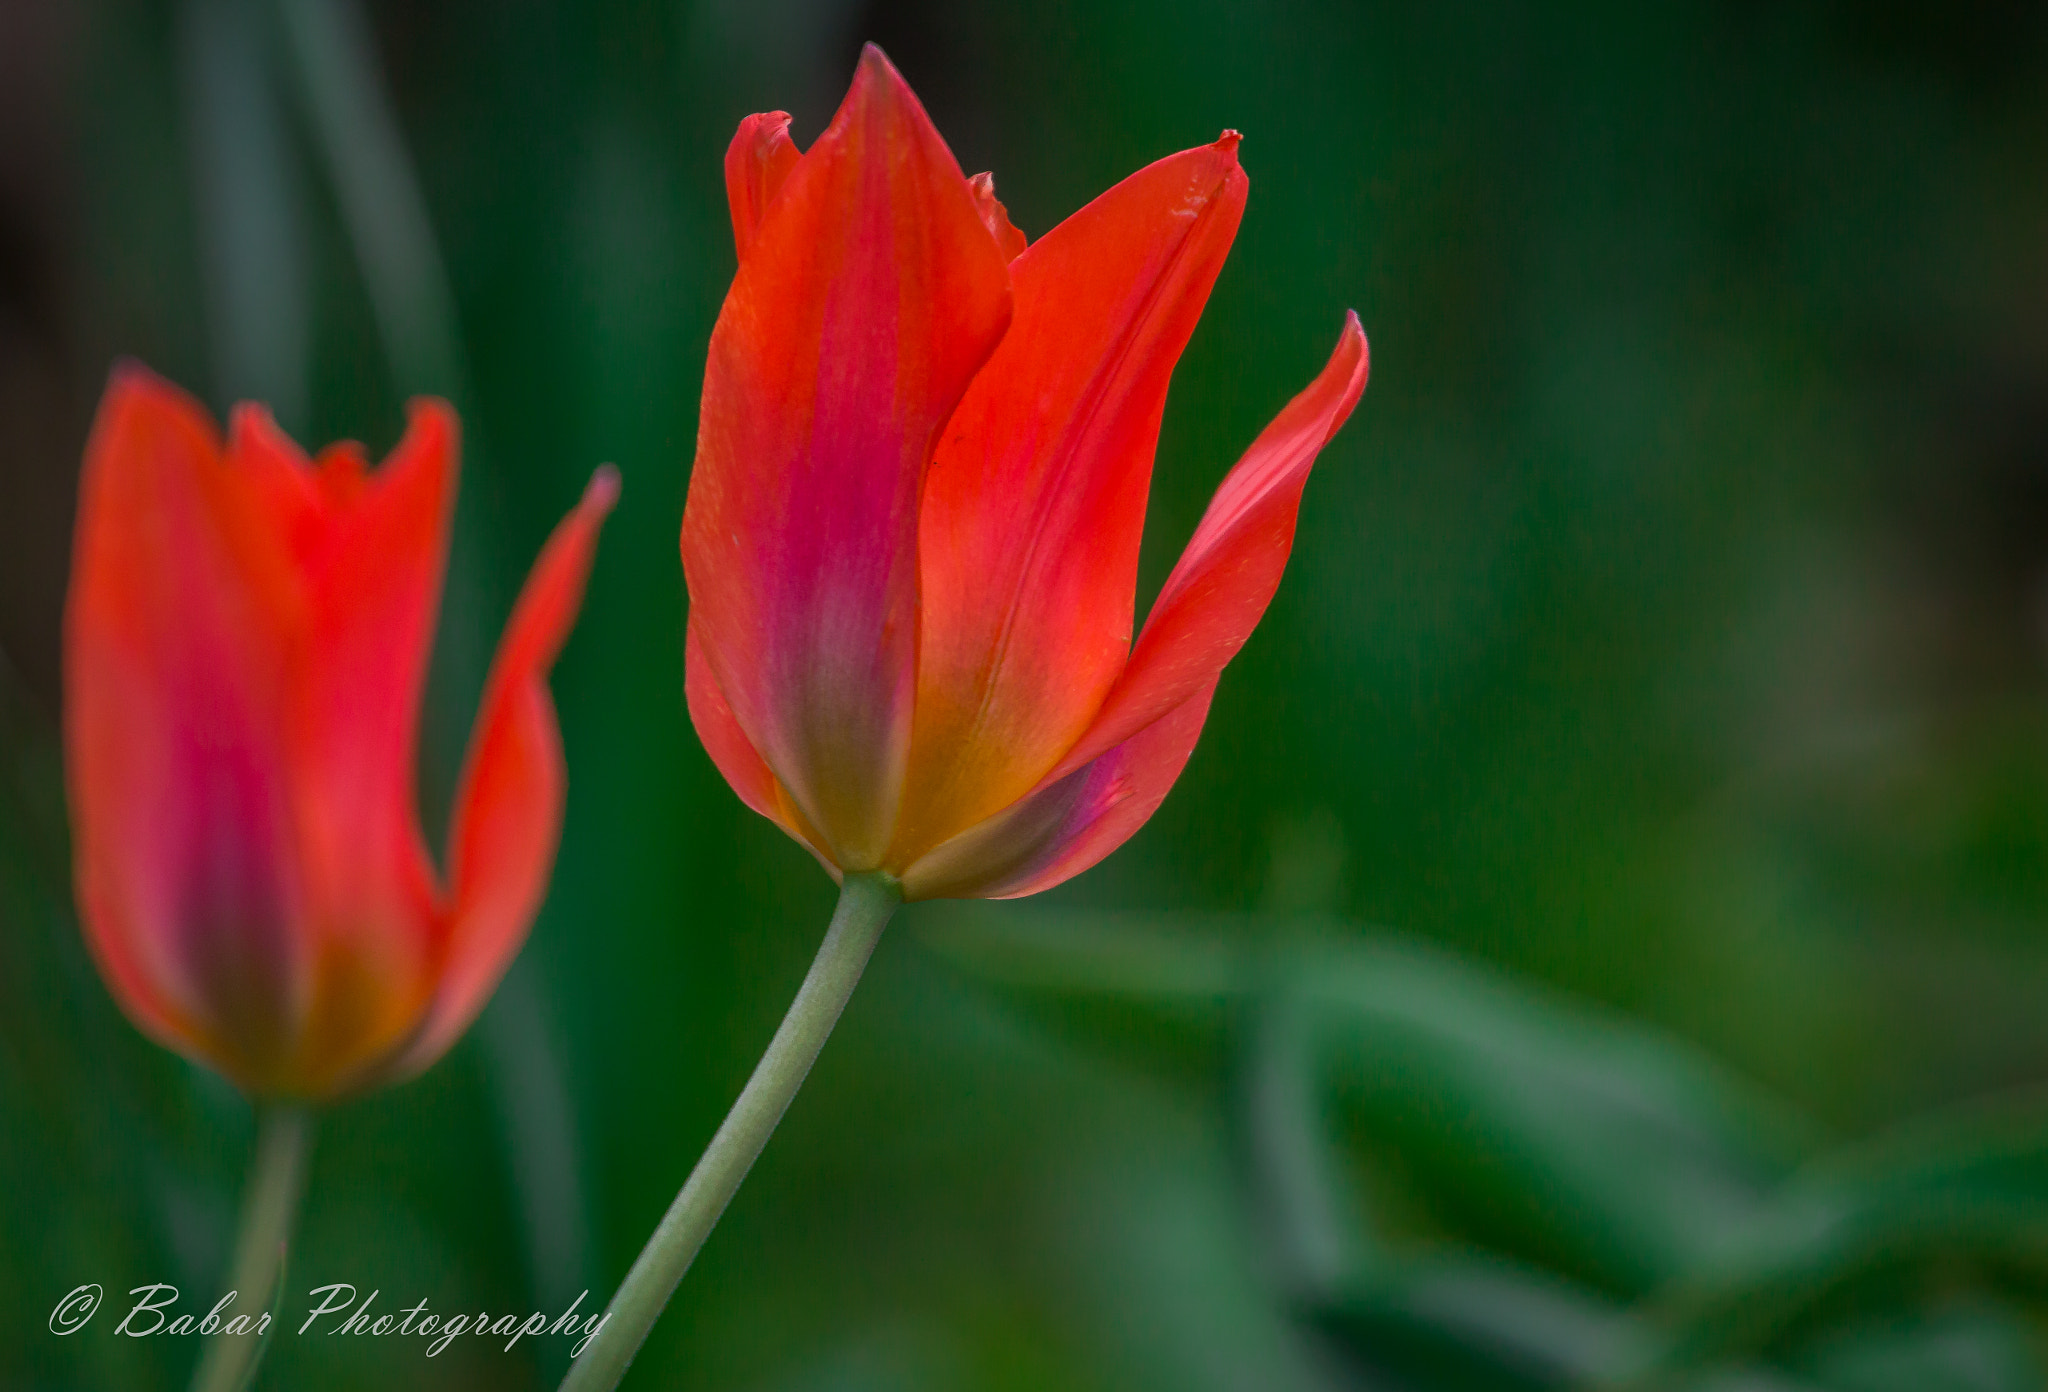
[189,1104,316,1392]
[560,871,902,1392]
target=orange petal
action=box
[898,677,1217,901]
[63,365,311,1089]
[682,44,1013,870]
[684,619,837,874]
[891,134,1245,864]
[685,619,783,824]
[256,400,454,1093]
[724,110,802,259]
[389,466,617,1081]
[1050,313,1367,783]
[967,172,1027,261]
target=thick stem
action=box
[189,1104,316,1392]
[559,872,901,1392]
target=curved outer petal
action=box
[65,366,310,1088]
[724,110,801,258]
[381,466,618,1084]
[682,44,1012,871]
[1047,312,1368,782]
[891,134,1247,866]
[898,677,1217,901]
[899,312,1368,901]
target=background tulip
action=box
[65,365,615,1101]
[683,46,1367,902]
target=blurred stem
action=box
[1238,982,1358,1298]
[559,873,901,1392]
[273,0,463,399]
[188,1104,316,1392]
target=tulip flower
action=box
[683,47,1368,903]
[65,365,616,1102]
[564,47,1367,1392]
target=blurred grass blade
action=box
[1790,1304,2046,1392]
[179,0,309,424]
[1297,933,1818,1291]
[1236,979,1370,1298]
[918,906,1245,1072]
[922,908,1821,1292]
[480,959,595,1386]
[1626,1093,2048,1377]
[274,0,462,398]
[224,1235,292,1392]
[1309,1256,1642,1391]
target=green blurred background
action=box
[5,1,2048,1387]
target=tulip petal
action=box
[966,172,1027,261]
[64,366,310,1088]
[724,110,801,259]
[1049,312,1367,782]
[682,44,1012,870]
[387,466,617,1082]
[243,400,454,1092]
[891,134,1247,863]
[898,677,1217,901]
[684,620,837,872]
[684,621,782,823]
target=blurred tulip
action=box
[64,365,616,1100]
[683,45,1368,900]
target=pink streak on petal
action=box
[683,45,1012,870]
[64,366,310,1084]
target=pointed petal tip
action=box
[1334,309,1371,409]
[227,398,275,434]
[225,400,307,469]
[852,43,940,121]
[99,362,215,439]
[403,393,457,423]
[1215,129,1243,154]
[856,41,906,90]
[584,462,622,513]
[967,171,1029,260]
[106,356,170,398]
[396,396,459,455]
[733,109,795,151]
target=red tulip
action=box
[683,46,1368,901]
[64,366,616,1099]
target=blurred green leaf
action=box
[1308,1255,1641,1391]
[922,907,1821,1294]
[1792,1304,2046,1392]
[1626,1096,2048,1377]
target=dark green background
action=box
[4,1,2048,1387]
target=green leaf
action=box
[921,908,1820,1292]
[1627,1095,2048,1374]
[1308,1255,1642,1391]
[1791,1304,2047,1392]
